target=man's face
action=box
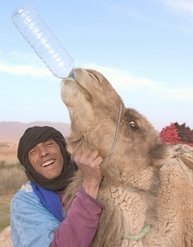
[28,139,64,179]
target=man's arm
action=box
[50,187,103,247]
[50,149,103,247]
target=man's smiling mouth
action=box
[41,159,55,168]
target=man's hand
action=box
[73,150,103,199]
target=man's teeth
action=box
[42,160,54,167]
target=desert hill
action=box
[0,121,70,163]
[0,121,70,141]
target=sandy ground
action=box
[0,141,18,164]
[0,143,18,246]
[0,136,23,246]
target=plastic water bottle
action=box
[11,5,75,79]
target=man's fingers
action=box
[88,150,99,160]
[92,156,103,166]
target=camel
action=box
[61,68,193,247]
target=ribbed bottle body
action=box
[12,5,74,78]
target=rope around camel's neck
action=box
[102,104,123,167]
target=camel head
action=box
[61,68,164,183]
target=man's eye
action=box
[46,141,54,146]
[29,150,35,156]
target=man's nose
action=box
[38,146,49,156]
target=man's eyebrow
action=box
[43,139,54,144]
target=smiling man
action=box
[10,126,103,247]
[28,139,64,179]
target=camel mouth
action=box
[68,70,92,99]
[74,78,92,101]
[62,69,92,102]
[62,69,83,89]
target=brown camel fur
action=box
[61,68,193,247]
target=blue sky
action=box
[1,0,193,131]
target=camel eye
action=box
[129,120,138,130]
